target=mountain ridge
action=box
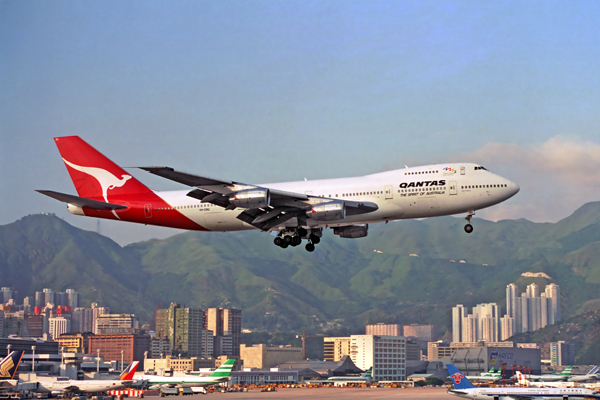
[1,202,600,337]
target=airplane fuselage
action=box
[68,163,519,232]
[449,387,600,399]
[31,379,134,393]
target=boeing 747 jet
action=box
[38,136,519,251]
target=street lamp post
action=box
[144,351,148,373]
[121,350,124,372]
[31,346,36,372]
[97,349,100,373]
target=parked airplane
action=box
[569,366,599,382]
[139,359,235,389]
[327,367,374,384]
[29,361,139,394]
[38,136,519,252]
[526,365,573,382]
[446,364,600,399]
[464,367,502,383]
[515,371,580,388]
[0,351,25,389]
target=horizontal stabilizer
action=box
[36,190,127,210]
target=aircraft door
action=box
[449,182,457,195]
[144,204,153,218]
[384,185,393,199]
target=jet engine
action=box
[308,201,346,221]
[229,189,270,208]
[333,224,368,239]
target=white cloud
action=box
[457,136,600,223]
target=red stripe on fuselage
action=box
[80,192,209,231]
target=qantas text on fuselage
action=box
[38,136,519,252]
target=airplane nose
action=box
[509,181,520,196]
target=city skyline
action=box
[453,282,561,343]
[3,2,600,244]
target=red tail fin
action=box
[54,136,152,201]
[119,361,139,380]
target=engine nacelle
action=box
[229,189,270,208]
[333,224,368,239]
[67,203,85,216]
[308,201,346,221]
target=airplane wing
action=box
[0,380,17,389]
[140,166,378,230]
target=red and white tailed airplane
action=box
[38,136,519,252]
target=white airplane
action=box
[569,366,599,382]
[327,367,374,385]
[38,136,519,252]
[464,368,502,383]
[139,359,235,389]
[525,365,573,382]
[515,371,580,388]
[29,361,139,394]
[447,364,600,400]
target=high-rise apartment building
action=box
[49,316,70,340]
[350,335,406,381]
[324,337,351,362]
[505,283,560,335]
[452,303,500,343]
[403,324,436,342]
[500,315,515,340]
[156,303,215,358]
[550,341,574,367]
[452,305,467,342]
[366,323,402,336]
[545,284,560,324]
[204,308,242,357]
[95,314,139,334]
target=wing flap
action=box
[36,190,127,210]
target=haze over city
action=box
[2,1,600,244]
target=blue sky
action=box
[2,1,600,244]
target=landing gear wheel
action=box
[284,235,292,244]
[274,237,283,246]
[298,228,308,237]
[310,234,321,244]
[305,243,315,252]
[464,224,474,234]
[281,242,289,249]
[291,236,302,246]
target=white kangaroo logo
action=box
[63,158,132,219]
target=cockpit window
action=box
[474,166,488,171]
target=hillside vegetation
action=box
[2,202,600,340]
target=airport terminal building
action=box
[440,344,541,376]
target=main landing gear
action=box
[274,228,322,252]
[464,211,475,233]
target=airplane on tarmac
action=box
[446,364,600,399]
[38,136,520,252]
[0,351,25,390]
[27,361,140,394]
[515,371,581,388]
[464,368,502,383]
[526,365,574,382]
[568,366,600,382]
[327,367,374,385]
[138,359,235,389]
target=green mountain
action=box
[2,201,600,339]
